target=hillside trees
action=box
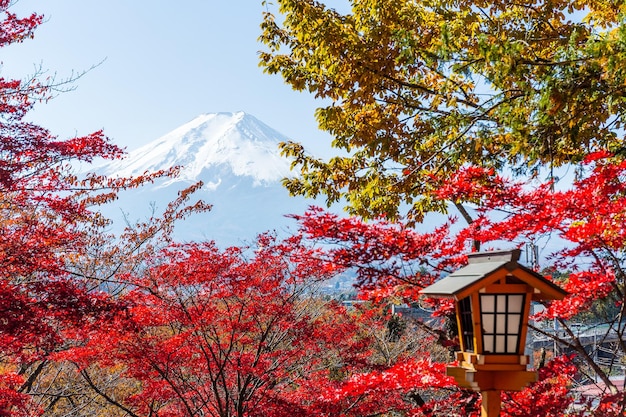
[56,234,458,417]
[260,0,626,222]
[0,1,210,414]
[13,184,211,416]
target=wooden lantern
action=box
[421,249,567,416]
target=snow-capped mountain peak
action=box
[102,111,293,186]
[95,111,313,246]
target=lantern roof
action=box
[421,249,566,301]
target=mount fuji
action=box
[95,111,321,246]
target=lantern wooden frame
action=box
[421,249,567,416]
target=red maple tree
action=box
[56,234,460,416]
[0,2,210,414]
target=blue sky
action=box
[2,1,343,155]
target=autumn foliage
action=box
[290,153,626,414]
[2,1,625,416]
[0,1,206,414]
[260,0,626,223]
[50,234,462,416]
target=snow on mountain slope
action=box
[95,112,316,246]
[101,111,293,186]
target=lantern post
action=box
[421,249,566,417]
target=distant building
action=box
[390,304,435,321]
